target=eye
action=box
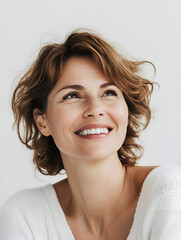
[63,92,81,100]
[103,90,118,97]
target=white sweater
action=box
[0,165,181,240]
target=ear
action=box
[33,108,51,137]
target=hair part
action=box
[12,29,157,175]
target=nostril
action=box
[85,112,104,118]
[87,113,95,117]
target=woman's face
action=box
[42,57,129,162]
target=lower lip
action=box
[75,132,111,139]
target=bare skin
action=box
[53,165,157,240]
[34,57,157,239]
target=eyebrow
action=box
[55,82,117,95]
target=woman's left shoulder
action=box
[140,165,181,204]
[131,165,181,197]
[134,165,181,185]
[144,165,181,187]
[128,165,181,239]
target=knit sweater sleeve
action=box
[149,166,181,240]
[0,185,74,240]
[127,165,181,240]
[0,204,29,240]
[0,187,48,240]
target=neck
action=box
[61,153,132,235]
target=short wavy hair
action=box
[12,29,157,175]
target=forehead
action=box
[63,56,98,72]
[58,56,111,86]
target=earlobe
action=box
[33,108,50,137]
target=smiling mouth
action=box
[75,127,112,136]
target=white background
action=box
[0,0,181,207]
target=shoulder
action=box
[142,165,181,192]
[128,166,181,239]
[129,165,181,209]
[130,165,181,192]
[1,185,50,211]
[0,184,53,223]
[0,185,53,239]
[139,165,181,210]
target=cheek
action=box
[110,101,129,125]
[46,107,78,152]
[47,106,79,134]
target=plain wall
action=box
[0,0,181,207]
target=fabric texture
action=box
[0,165,181,240]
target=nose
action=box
[83,98,104,119]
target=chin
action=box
[79,147,119,162]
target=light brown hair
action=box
[12,29,157,175]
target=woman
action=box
[0,30,181,240]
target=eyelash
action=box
[103,90,118,97]
[62,89,118,101]
[62,91,80,100]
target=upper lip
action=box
[75,124,113,133]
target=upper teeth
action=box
[78,128,109,136]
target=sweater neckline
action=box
[43,183,75,239]
[43,166,162,239]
